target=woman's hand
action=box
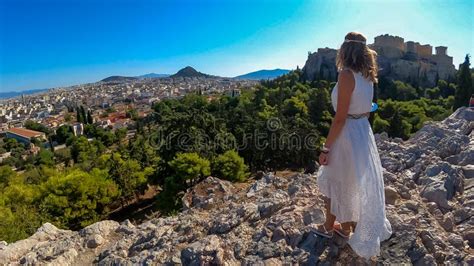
[319,152,328,165]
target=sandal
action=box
[310,224,334,238]
[333,223,351,239]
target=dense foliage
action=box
[151,70,331,172]
[454,55,473,109]
[372,97,454,139]
[372,70,466,139]
[212,150,249,182]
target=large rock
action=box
[257,189,289,218]
[0,223,74,263]
[420,181,451,209]
[182,176,235,210]
[181,235,228,265]
[86,234,105,249]
[385,186,400,205]
[301,48,338,81]
[80,220,119,237]
[462,229,474,248]
[462,165,474,179]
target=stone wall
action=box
[374,34,405,51]
[415,43,433,59]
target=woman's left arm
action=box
[319,69,355,165]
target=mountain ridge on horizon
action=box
[234,68,291,80]
[170,66,212,78]
[0,66,291,99]
[101,67,292,83]
[138,73,170,79]
[0,89,50,100]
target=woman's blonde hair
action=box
[336,32,378,83]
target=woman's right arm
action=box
[319,69,355,165]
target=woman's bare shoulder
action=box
[338,69,353,79]
[338,69,355,90]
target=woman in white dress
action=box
[314,32,392,259]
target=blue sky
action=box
[0,0,473,92]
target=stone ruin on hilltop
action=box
[302,34,457,87]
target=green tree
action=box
[373,115,390,133]
[0,204,43,243]
[76,108,82,123]
[126,108,139,120]
[0,181,44,242]
[54,147,72,167]
[0,165,15,188]
[438,80,456,98]
[40,169,119,229]
[24,120,51,135]
[80,106,87,125]
[3,138,22,152]
[55,125,74,144]
[128,135,160,167]
[87,110,94,124]
[35,149,55,167]
[212,150,248,182]
[393,80,418,100]
[282,96,309,117]
[388,109,412,139]
[115,128,127,144]
[21,165,56,185]
[104,153,152,202]
[70,136,103,164]
[168,152,210,187]
[426,87,440,99]
[454,54,472,109]
[30,137,43,147]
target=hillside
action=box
[137,73,170,79]
[234,69,291,80]
[1,107,472,264]
[100,76,138,83]
[170,66,211,78]
[0,89,49,100]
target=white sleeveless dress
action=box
[316,70,392,259]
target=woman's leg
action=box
[340,222,352,232]
[314,196,337,237]
[336,221,357,236]
[351,221,357,230]
[323,197,336,229]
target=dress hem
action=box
[317,184,360,223]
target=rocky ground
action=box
[1,107,473,265]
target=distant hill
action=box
[234,69,291,80]
[0,88,49,100]
[101,76,138,82]
[170,66,210,78]
[137,73,170,79]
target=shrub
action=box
[212,150,249,182]
[40,169,119,229]
[373,115,390,134]
[168,152,210,186]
